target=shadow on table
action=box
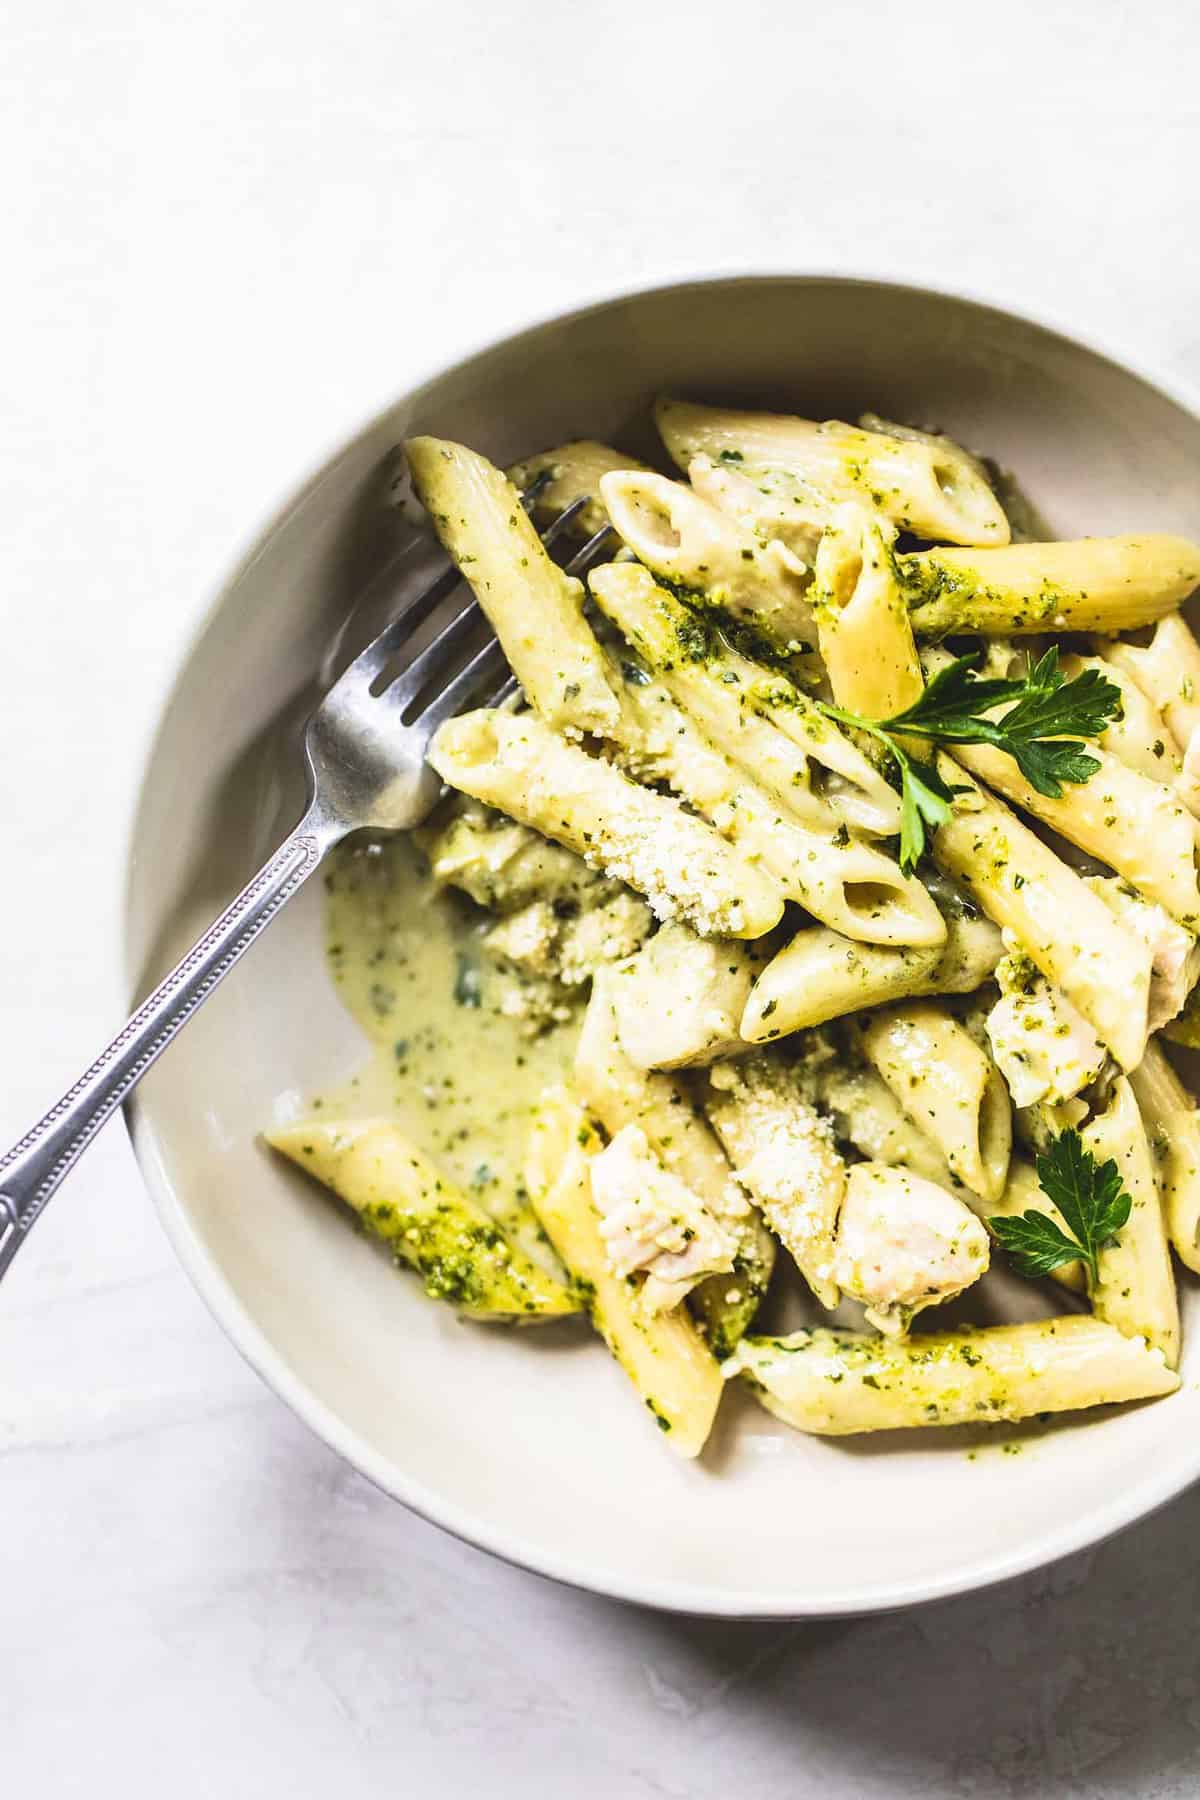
[620,1483,1200,1794]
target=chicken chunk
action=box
[832,1161,990,1336]
[589,1124,736,1314]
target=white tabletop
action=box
[4,4,1199,1793]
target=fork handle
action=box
[0,811,336,1284]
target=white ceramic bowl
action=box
[125,276,1200,1617]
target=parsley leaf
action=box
[816,648,1121,868]
[988,1128,1132,1287]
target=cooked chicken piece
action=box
[831,1162,989,1336]
[589,1125,736,1314]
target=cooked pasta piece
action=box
[589,1124,736,1313]
[898,536,1200,638]
[685,452,826,562]
[930,758,1153,1070]
[947,737,1200,929]
[856,1001,1012,1204]
[598,470,818,654]
[507,439,652,538]
[831,1162,989,1335]
[1129,1041,1200,1275]
[589,559,902,839]
[576,971,774,1354]
[267,1120,578,1321]
[813,1059,956,1187]
[525,1089,723,1456]
[1059,651,1184,787]
[1085,878,1200,1031]
[609,923,767,1070]
[405,435,619,733]
[741,881,1001,1042]
[428,709,785,940]
[703,1055,846,1309]
[724,1316,1178,1435]
[654,399,1010,545]
[984,949,1107,1109]
[809,503,924,726]
[1083,1077,1179,1367]
[1105,615,1200,752]
[602,642,946,949]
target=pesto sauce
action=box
[315,835,578,1266]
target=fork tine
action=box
[539,495,588,552]
[383,597,483,714]
[417,636,508,733]
[564,524,616,576]
[342,561,462,686]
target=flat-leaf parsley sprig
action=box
[988,1129,1132,1289]
[815,648,1123,871]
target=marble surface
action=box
[3,3,1199,1793]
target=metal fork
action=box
[0,500,615,1282]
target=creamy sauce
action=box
[314,835,577,1263]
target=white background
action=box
[3,3,1199,1794]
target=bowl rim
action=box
[122,268,1200,1618]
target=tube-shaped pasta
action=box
[604,643,946,949]
[1060,651,1184,786]
[654,399,1010,546]
[609,923,767,1070]
[1129,1041,1200,1276]
[898,536,1200,638]
[986,1159,1086,1293]
[856,1002,1012,1204]
[947,740,1200,929]
[686,452,825,562]
[723,1316,1178,1435]
[1084,1077,1179,1367]
[267,1120,579,1321]
[814,1061,956,1187]
[428,709,784,940]
[1105,615,1200,752]
[742,887,1001,1042]
[598,470,818,654]
[506,439,652,538]
[589,560,901,838]
[525,1089,723,1457]
[405,436,619,734]
[930,758,1153,1071]
[576,971,774,1355]
[703,1055,847,1309]
[810,504,925,725]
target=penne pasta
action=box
[1084,1077,1179,1367]
[609,922,768,1070]
[741,881,1001,1042]
[598,469,819,656]
[813,1060,957,1187]
[856,1001,1012,1205]
[1105,617,1200,814]
[506,439,652,538]
[589,559,902,838]
[1129,1040,1200,1276]
[1060,650,1185,788]
[947,739,1200,929]
[898,535,1200,638]
[930,758,1153,1070]
[654,398,1010,546]
[603,651,945,948]
[724,1316,1178,1436]
[525,1088,724,1457]
[428,708,785,940]
[576,970,774,1355]
[267,1120,579,1321]
[809,503,924,726]
[703,1055,847,1309]
[405,435,619,733]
